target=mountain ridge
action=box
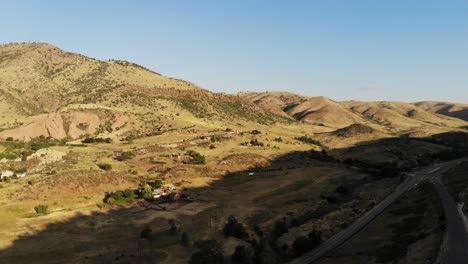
[0,42,467,141]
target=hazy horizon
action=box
[1,0,467,103]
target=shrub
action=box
[98,163,112,171]
[308,230,323,247]
[140,228,152,239]
[82,137,96,144]
[223,215,248,239]
[292,236,312,256]
[185,150,206,165]
[123,189,135,200]
[232,245,253,264]
[120,151,135,160]
[272,220,288,238]
[250,139,264,147]
[295,136,327,149]
[190,240,224,264]
[181,232,190,247]
[34,205,48,214]
[169,219,178,235]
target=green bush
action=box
[185,150,206,165]
[34,205,48,214]
[123,189,135,200]
[121,151,135,160]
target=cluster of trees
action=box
[120,151,135,161]
[292,230,323,256]
[294,136,327,149]
[184,150,206,165]
[223,215,248,239]
[343,159,401,178]
[250,139,264,147]
[103,189,136,205]
[82,137,112,144]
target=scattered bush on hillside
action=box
[232,245,253,264]
[250,130,262,135]
[190,239,224,264]
[76,123,89,130]
[120,151,135,160]
[82,137,112,144]
[292,230,322,256]
[181,232,190,247]
[250,139,264,147]
[97,163,112,171]
[104,189,136,205]
[0,152,18,160]
[295,136,327,149]
[184,150,206,165]
[169,219,178,235]
[140,227,152,239]
[34,205,48,214]
[223,215,248,239]
[272,220,288,238]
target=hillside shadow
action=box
[0,131,467,264]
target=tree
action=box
[308,230,322,247]
[141,184,153,200]
[123,189,135,200]
[185,150,206,165]
[121,151,135,161]
[169,219,178,235]
[292,236,312,256]
[82,137,96,144]
[223,215,248,239]
[181,232,190,247]
[140,227,152,239]
[232,245,253,264]
[272,220,288,238]
[34,205,48,214]
[189,239,224,264]
[98,163,112,171]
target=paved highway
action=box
[287,158,468,264]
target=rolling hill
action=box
[241,92,467,134]
[414,101,468,122]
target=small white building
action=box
[1,170,14,179]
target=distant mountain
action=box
[240,92,365,128]
[0,42,274,140]
[414,101,468,122]
[240,92,467,132]
[0,43,466,141]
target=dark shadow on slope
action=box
[0,131,467,264]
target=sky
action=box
[0,0,467,103]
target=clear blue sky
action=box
[1,0,467,103]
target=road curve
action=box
[432,177,468,264]
[287,158,468,264]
